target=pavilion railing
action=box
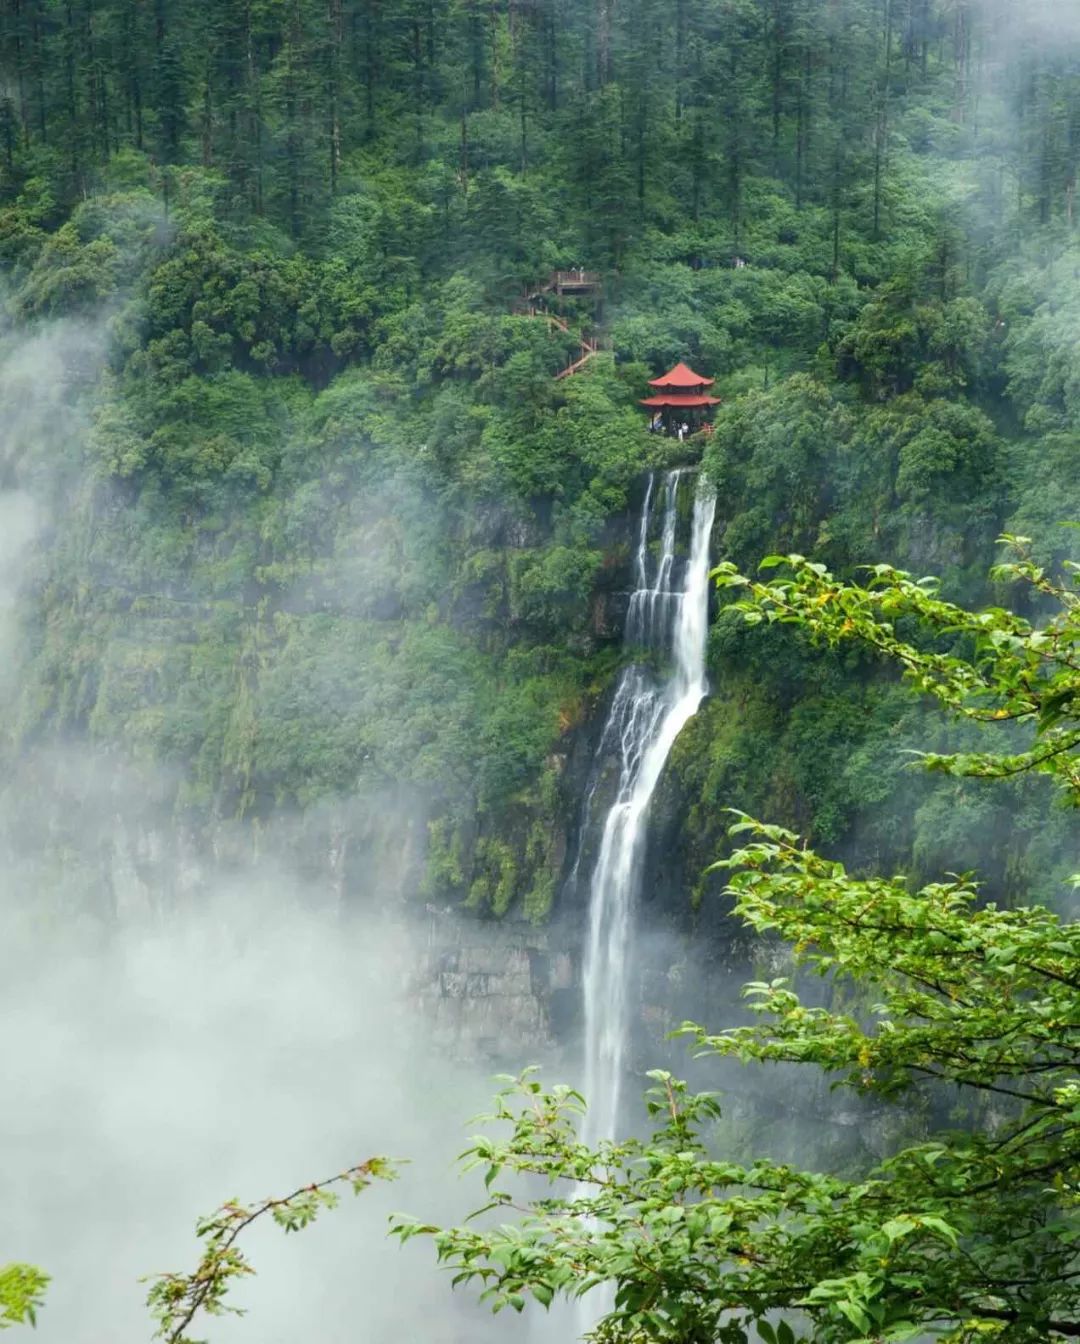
[551,269,601,288]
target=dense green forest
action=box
[1,0,1079,923]
[4,1,1080,1340]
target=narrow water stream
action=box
[580,468,717,1149]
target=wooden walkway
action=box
[514,272,604,380]
[554,339,599,380]
[511,302,572,336]
[526,269,602,300]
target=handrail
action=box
[551,269,601,287]
[554,349,598,380]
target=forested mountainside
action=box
[1,0,1079,923]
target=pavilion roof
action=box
[648,361,715,388]
[640,394,722,408]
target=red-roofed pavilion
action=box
[647,361,715,389]
[641,362,720,437]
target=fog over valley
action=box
[3,0,1080,1340]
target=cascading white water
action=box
[580,468,717,1150]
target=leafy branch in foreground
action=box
[395,544,1080,1343]
[0,1264,49,1331]
[713,536,1080,794]
[393,823,1080,1343]
[145,1158,396,1344]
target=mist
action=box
[4,2,1078,1335]
[2,895,513,1342]
[0,318,518,1344]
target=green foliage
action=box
[398,545,1080,1342]
[3,0,1080,933]
[716,539,1080,796]
[467,837,518,916]
[145,1160,396,1344]
[0,1264,49,1331]
[4,4,1080,1337]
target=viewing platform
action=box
[525,269,602,300]
[512,274,604,380]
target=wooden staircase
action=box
[513,275,604,380]
[554,338,599,380]
[511,302,573,336]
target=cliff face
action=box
[410,914,568,1064]
[2,413,744,1064]
[7,304,1059,1068]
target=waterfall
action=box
[580,468,717,1150]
